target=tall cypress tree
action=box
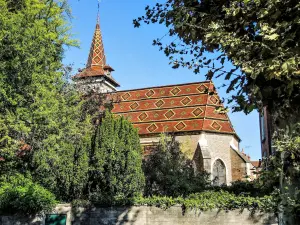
[89,111,145,204]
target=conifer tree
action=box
[89,111,145,204]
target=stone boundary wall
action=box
[0,204,277,225]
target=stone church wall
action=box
[205,132,234,184]
[230,148,247,181]
[0,205,277,225]
[140,132,242,184]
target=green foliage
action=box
[0,0,91,202]
[143,134,210,197]
[218,180,275,198]
[134,0,300,125]
[133,190,275,212]
[71,199,92,209]
[89,111,145,205]
[135,2,300,222]
[260,124,300,223]
[0,174,57,215]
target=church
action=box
[73,14,256,185]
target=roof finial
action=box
[97,0,100,24]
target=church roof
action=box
[111,81,237,137]
[73,17,120,87]
[251,161,261,168]
[232,148,251,163]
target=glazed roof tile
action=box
[73,17,119,87]
[74,67,120,87]
[111,81,237,137]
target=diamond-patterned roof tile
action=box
[192,107,204,117]
[211,121,222,131]
[175,121,187,131]
[86,23,106,68]
[122,93,131,100]
[181,96,192,105]
[210,96,219,104]
[146,89,155,98]
[111,82,235,135]
[170,87,181,95]
[147,123,158,133]
[197,84,208,93]
[155,99,165,108]
[74,16,119,83]
[130,102,139,110]
[164,110,175,119]
[138,112,148,121]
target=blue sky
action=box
[64,0,261,160]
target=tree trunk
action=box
[278,151,299,225]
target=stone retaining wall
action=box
[0,204,277,225]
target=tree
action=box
[134,0,300,126]
[0,0,91,201]
[88,111,145,205]
[30,84,92,201]
[260,124,300,225]
[134,1,300,223]
[143,134,209,197]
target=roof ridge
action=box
[115,81,212,93]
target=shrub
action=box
[143,134,209,197]
[215,180,276,197]
[133,190,276,212]
[0,174,57,215]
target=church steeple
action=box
[86,17,107,71]
[73,7,120,94]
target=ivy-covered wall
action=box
[0,204,277,225]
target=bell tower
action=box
[73,5,120,94]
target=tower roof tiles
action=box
[73,16,120,87]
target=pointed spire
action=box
[85,0,115,75]
[86,16,107,69]
[73,1,119,89]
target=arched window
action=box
[212,159,226,185]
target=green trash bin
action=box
[45,214,67,225]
